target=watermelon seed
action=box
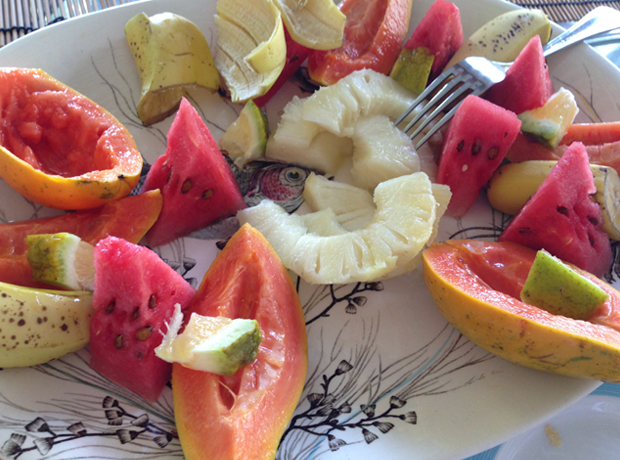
[105,301,116,314]
[518,227,532,235]
[471,141,481,156]
[588,216,599,226]
[132,307,140,320]
[557,206,569,216]
[136,326,153,341]
[202,189,214,199]
[181,180,192,194]
[114,334,123,349]
[457,140,464,152]
[488,147,499,160]
[149,294,157,309]
[589,235,596,246]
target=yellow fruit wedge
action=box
[487,161,620,241]
[273,0,345,50]
[518,88,579,149]
[0,281,92,368]
[215,0,287,103]
[125,12,220,126]
[445,9,551,68]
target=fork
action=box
[396,6,620,149]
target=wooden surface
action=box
[507,0,620,22]
[0,0,131,46]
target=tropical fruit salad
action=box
[2,0,620,459]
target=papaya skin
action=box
[422,240,620,383]
[0,68,142,210]
[172,224,308,460]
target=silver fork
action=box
[396,6,620,149]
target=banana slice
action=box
[0,281,92,367]
[125,12,220,126]
[215,0,287,102]
[274,0,345,50]
[445,9,551,68]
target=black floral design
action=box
[1,397,177,458]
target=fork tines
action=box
[395,56,507,149]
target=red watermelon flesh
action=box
[141,98,247,247]
[89,236,196,402]
[437,95,521,218]
[499,142,613,278]
[404,0,463,80]
[485,35,554,115]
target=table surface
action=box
[1,1,619,459]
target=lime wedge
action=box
[521,250,609,320]
[155,304,262,376]
[26,233,95,291]
[219,100,269,167]
[390,47,434,96]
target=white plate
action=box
[0,1,619,459]
[467,382,620,459]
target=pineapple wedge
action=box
[302,69,418,137]
[238,173,440,284]
[265,96,352,174]
[302,173,375,231]
[351,115,420,191]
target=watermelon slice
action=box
[499,142,613,278]
[437,95,521,218]
[141,98,247,247]
[89,236,196,402]
[485,35,554,115]
[403,0,463,80]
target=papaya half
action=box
[0,68,142,210]
[422,239,620,382]
[0,190,162,288]
[172,224,308,460]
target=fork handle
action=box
[543,6,620,57]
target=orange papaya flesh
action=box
[423,239,620,382]
[0,190,162,288]
[308,0,413,86]
[0,68,143,210]
[172,224,308,460]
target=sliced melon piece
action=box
[155,304,261,376]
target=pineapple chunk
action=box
[351,115,420,191]
[302,69,418,137]
[265,96,352,174]
[238,172,438,284]
[302,173,375,231]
